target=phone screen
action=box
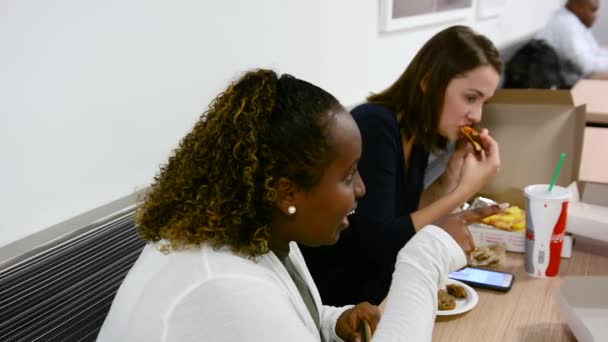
[449,267,509,287]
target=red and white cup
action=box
[524,184,571,278]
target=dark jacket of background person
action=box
[502,39,581,89]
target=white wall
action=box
[0,0,562,247]
[592,0,608,43]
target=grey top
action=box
[273,247,321,332]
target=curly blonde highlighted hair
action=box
[137,69,342,257]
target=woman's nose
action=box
[354,172,366,198]
[468,104,483,123]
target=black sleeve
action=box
[349,104,417,266]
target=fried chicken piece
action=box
[469,243,507,267]
[471,247,491,261]
[438,289,456,310]
[446,284,467,299]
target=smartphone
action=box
[449,267,514,292]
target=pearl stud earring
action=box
[287,206,296,215]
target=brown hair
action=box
[368,25,502,151]
[137,69,342,257]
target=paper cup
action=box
[524,184,571,278]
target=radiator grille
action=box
[0,210,145,342]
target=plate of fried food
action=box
[436,279,478,316]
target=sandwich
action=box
[461,126,483,152]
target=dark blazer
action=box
[301,103,429,306]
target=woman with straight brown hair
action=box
[302,25,504,307]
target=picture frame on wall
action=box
[477,0,507,19]
[379,0,473,33]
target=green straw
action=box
[548,152,566,192]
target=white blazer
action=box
[98,226,467,342]
[97,241,349,342]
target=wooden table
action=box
[432,236,608,342]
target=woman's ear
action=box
[420,74,429,93]
[275,177,297,216]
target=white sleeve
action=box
[320,304,353,342]
[559,24,608,74]
[569,36,608,75]
[372,225,467,342]
[163,276,318,342]
[288,242,353,342]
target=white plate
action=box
[436,279,479,316]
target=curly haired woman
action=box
[97,69,505,342]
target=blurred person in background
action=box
[537,0,608,82]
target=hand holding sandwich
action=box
[457,127,501,195]
[438,126,499,196]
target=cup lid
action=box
[524,184,572,201]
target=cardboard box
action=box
[567,182,608,243]
[557,276,608,342]
[570,80,608,241]
[465,89,585,256]
[579,127,608,188]
[469,87,608,250]
[469,223,573,258]
[571,78,608,207]
[576,82,608,190]
[478,88,586,208]
[571,79,608,124]
[581,182,608,207]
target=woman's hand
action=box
[454,128,501,197]
[434,204,508,254]
[335,302,380,342]
[438,139,475,194]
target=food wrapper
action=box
[469,196,498,209]
[459,196,495,211]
